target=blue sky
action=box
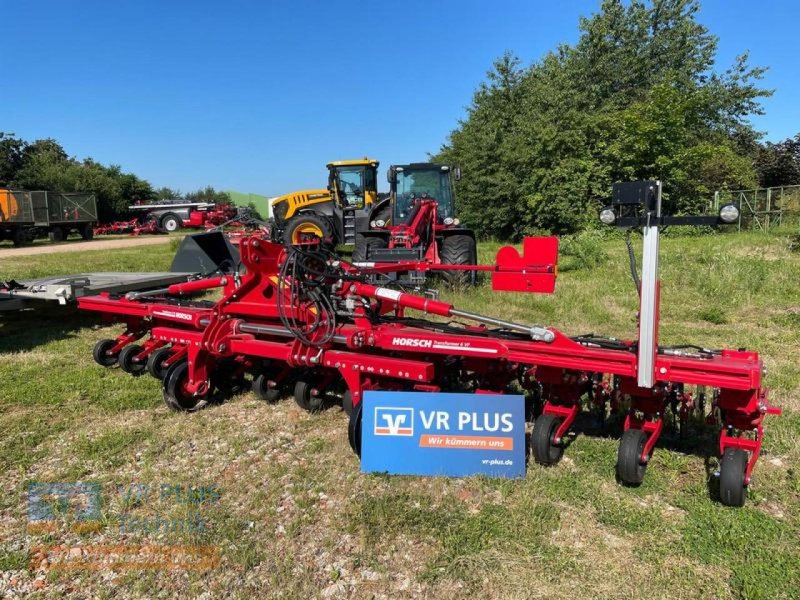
[1,0,797,196]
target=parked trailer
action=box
[30,191,98,242]
[128,201,237,233]
[0,189,35,247]
[0,189,97,245]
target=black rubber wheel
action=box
[283,213,334,246]
[118,344,147,376]
[294,379,324,412]
[348,400,363,456]
[211,358,246,399]
[80,223,94,240]
[48,227,64,242]
[146,346,172,380]
[160,213,182,233]
[532,413,565,466]
[162,361,209,412]
[352,234,387,262]
[252,372,281,403]
[440,234,477,286]
[342,390,354,416]
[617,429,648,486]
[12,228,27,247]
[92,339,119,367]
[719,448,748,507]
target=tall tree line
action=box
[435,0,794,238]
[0,134,229,222]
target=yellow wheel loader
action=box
[270,158,379,247]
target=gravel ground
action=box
[0,236,174,258]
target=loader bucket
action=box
[170,231,241,274]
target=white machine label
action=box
[391,337,433,348]
[376,288,402,302]
[153,310,194,322]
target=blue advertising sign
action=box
[361,391,526,478]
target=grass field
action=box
[1,231,799,599]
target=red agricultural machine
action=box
[128,200,238,233]
[94,217,163,236]
[79,181,779,507]
[353,163,476,285]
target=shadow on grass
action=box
[0,304,106,353]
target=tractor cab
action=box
[327,159,379,211]
[271,158,378,247]
[353,163,476,285]
[388,164,458,225]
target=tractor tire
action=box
[283,213,334,246]
[48,227,65,243]
[371,204,391,227]
[80,223,94,240]
[616,429,648,486]
[440,234,476,286]
[12,228,27,247]
[118,344,147,376]
[162,361,209,412]
[352,234,387,263]
[160,213,182,233]
[719,448,748,507]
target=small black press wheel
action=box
[719,448,748,507]
[92,339,119,367]
[617,429,648,486]
[294,379,323,412]
[252,372,281,403]
[348,400,363,457]
[341,390,354,416]
[118,344,147,376]
[532,414,565,466]
[163,361,209,412]
[146,346,172,380]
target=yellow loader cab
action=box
[270,158,379,246]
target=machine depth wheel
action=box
[532,413,565,466]
[342,390,354,416]
[163,361,209,412]
[118,344,147,376]
[146,346,173,380]
[92,339,119,367]
[440,234,477,286]
[348,400,363,456]
[294,379,324,412]
[252,372,281,403]
[719,448,748,507]
[352,234,387,262]
[160,213,182,232]
[283,213,333,246]
[617,429,648,486]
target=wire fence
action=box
[713,185,800,232]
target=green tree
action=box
[436,0,769,237]
[754,134,800,187]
